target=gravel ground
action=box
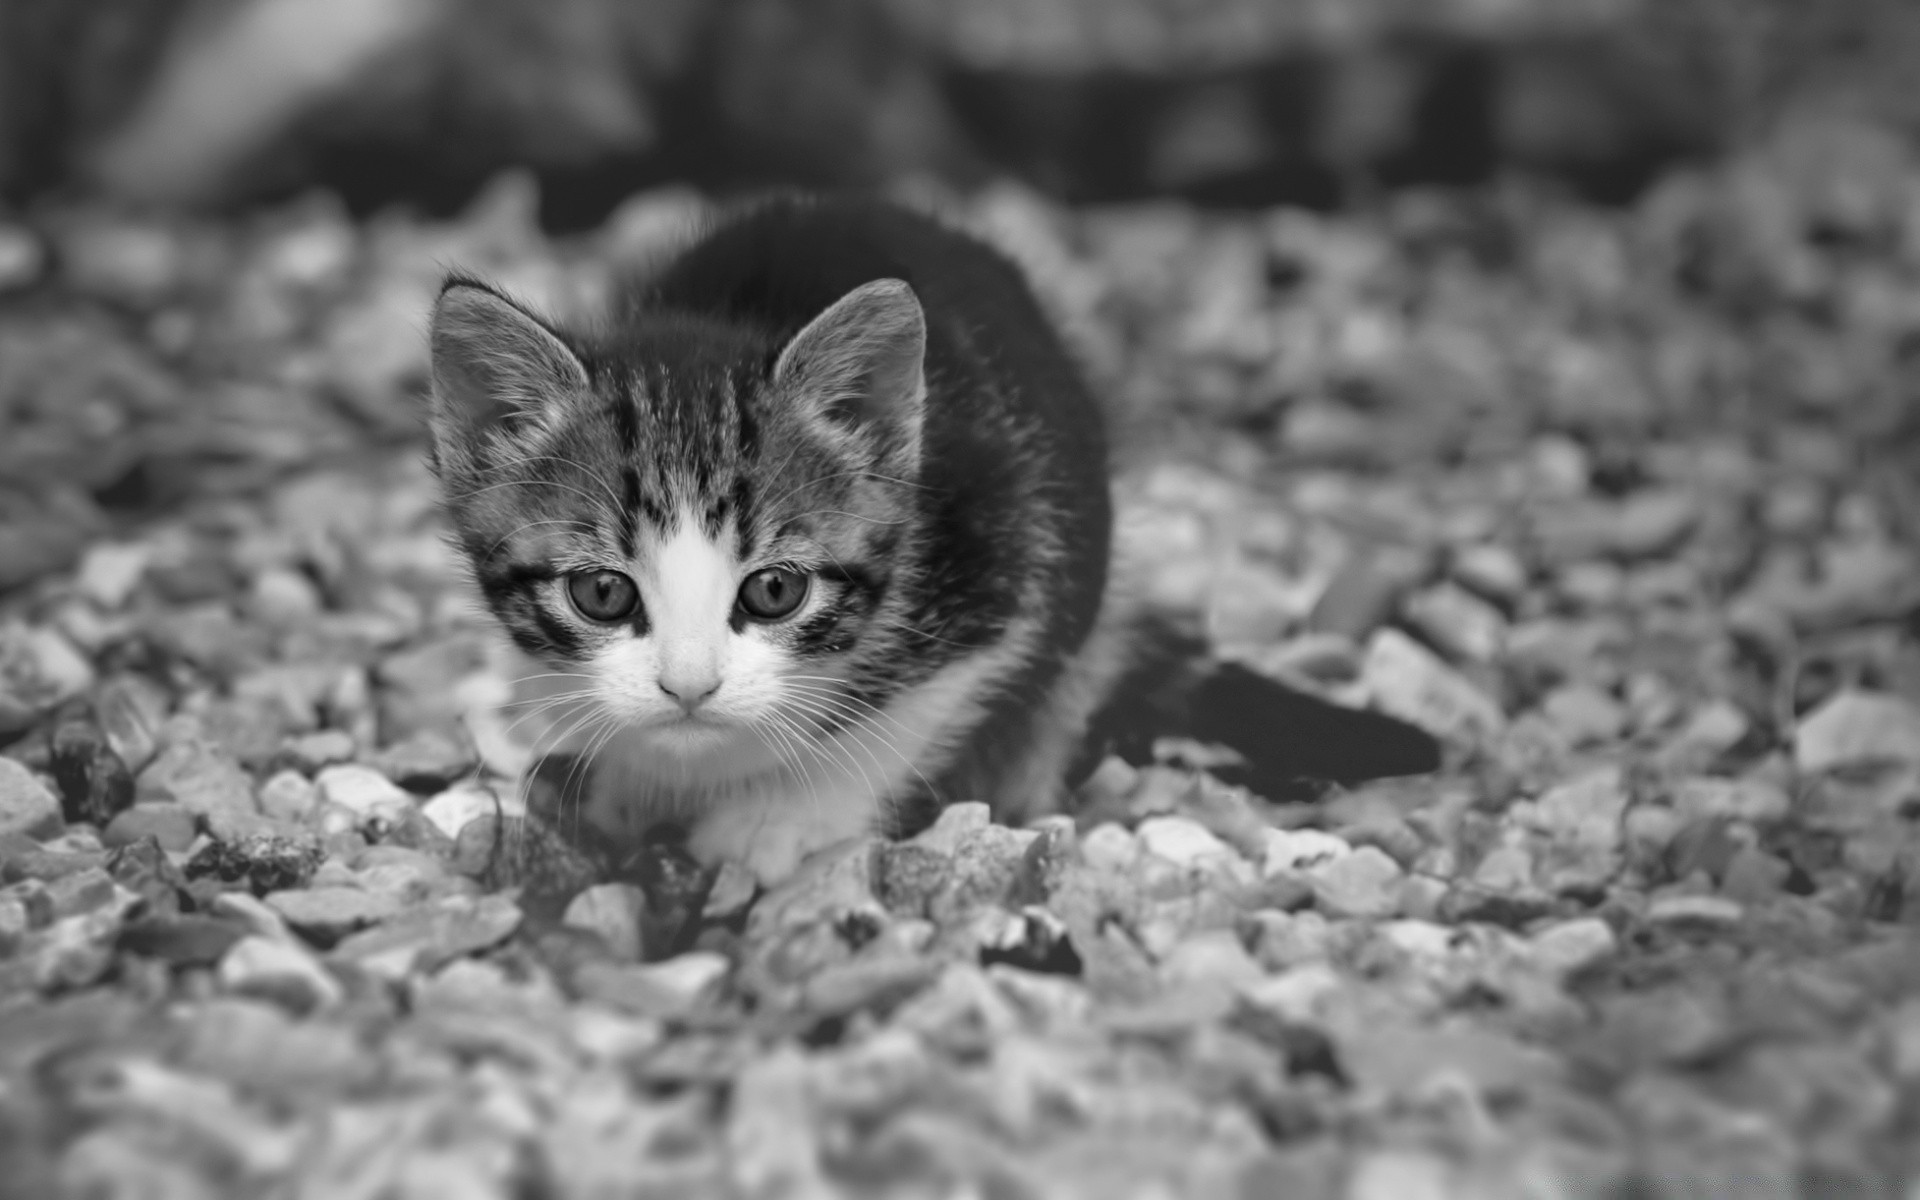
[4,114,1920,1198]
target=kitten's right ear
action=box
[428,279,588,467]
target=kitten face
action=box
[428,276,927,783]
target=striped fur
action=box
[429,196,1112,883]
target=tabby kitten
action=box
[429,195,1439,885]
[429,196,1116,883]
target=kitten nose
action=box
[659,672,721,712]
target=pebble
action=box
[1794,690,1920,773]
[1402,581,1506,662]
[1527,916,1617,978]
[73,543,151,609]
[1238,962,1342,1024]
[419,781,501,839]
[368,729,476,790]
[101,805,198,852]
[281,731,356,774]
[1670,777,1790,824]
[0,221,45,292]
[0,759,64,840]
[1540,683,1628,747]
[1308,845,1404,918]
[265,886,403,939]
[1158,928,1263,988]
[1526,766,1631,889]
[1451,542,1528,601]
[1360,628,1505,744]
[313,764,415,827]
[563,883,649,961]
[245,568,325,625]
[218,935,344,1010]
[574,951,732,1018]
[257,770,319,823]
[92,675,168,774]
[330,893,522,978]
[1136,815,1236,869]
[1646,894,1745,929]
[135,738,259,830]
[1262,828,1351,875]
[1071,828,1135,881]
[1347,1150,1454,1200]
[910,802,992,856]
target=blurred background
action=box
[4,0,1920,599]
[5,0,1920,222]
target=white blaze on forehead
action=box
[643,510,738,690]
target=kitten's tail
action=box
[1075,614,1443,800]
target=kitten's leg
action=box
[687,783,876,886]
[990,588,1140,824]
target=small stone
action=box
[1670,777,1790,824]
[368,729,477,791]
[1238,961,1342,1023]
[1646,894,1744,929]
[136,738,259,829]
[420,781,500,839]
[1719,847,1791,903]
[218,935,344,1011]
[281,731,356,774]
[1360,627,1505,745]
[563,883,649,961]
[265,887,402,939]
[1159,928,1263,988]
[703,861,758,922]
[258,771,319,823]
[1262,828,1351,875]
[245,568,325,625]
[1347,1150,1454,1200]
[1308,845,1403,918]
[1136,815,1236,869]
[92,676,168,774]
[0,222,45,291]
[47,711,135,827]
[1401,581,1506,662]
[313,764,415,828]
[1078,823,1140,873]
[1794,690,1920,773]
[1539,684,1627,747]
[351,845,452,903]
[1307,545,1432,642]
[116,913,248,966]
[1664,701,1750,762]
[909,802,992,856]
[0,759,63,840]
[330,893,521,977]
[46,867,119,918]
[0,624,95,710]
[1527,916,1616,978]
[1451,543,1527,601]
[1077,756,1139,811]
[1526,766,1631,890]
[74,543,151,609]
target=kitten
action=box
[428,195,1437,885]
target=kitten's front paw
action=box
[688,800,865,887]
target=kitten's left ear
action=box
[772,278,926,473]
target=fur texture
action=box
[430,196,1112,883]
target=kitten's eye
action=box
[567,570,639,622]
[737,567,810,621]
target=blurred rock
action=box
[1795,690,1920,773]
